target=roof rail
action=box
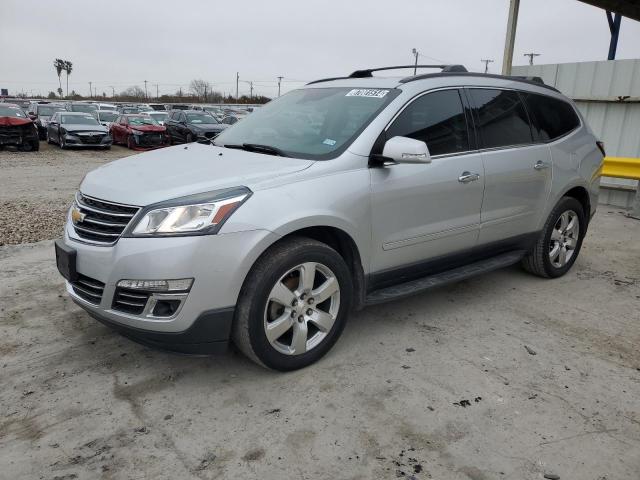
[306,64,468,85]
[398,72,560,93]
[349,64,467,78]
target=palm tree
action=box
[63,61,73,98]
[53,59,64,98]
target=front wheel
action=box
[186,133,194,143]
[521,196,586,278]
[127,135,135,150]
[233,237,352,371]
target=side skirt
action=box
[364,250,526,306]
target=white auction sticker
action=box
[345,89,389,98]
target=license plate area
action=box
[55,239,78,282]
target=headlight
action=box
[132,129,146,135]
[129,188,251,236]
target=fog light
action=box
[152,299,182,317]
[117,278,193,292]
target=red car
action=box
[110,114,168,150]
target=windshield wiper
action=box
[222,143,288,157]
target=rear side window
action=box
[521,93,580,141]
[468,89,532,149]
[386,89,470,156]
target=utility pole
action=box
[236,72,239,101]
[154,84,159,99]
[501,0,520,75]
[144,80,148,100]
[481,59,494,74]
[523,53,541,65]
[277,76,283,97]
[411,48,419,75]
[249,81,253,99]
[109,86,115,98]
[89,81,92,99]
[204,84,207,103]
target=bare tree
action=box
[120,85,146,99]
[189,79,212,101]
[53,59,65,97]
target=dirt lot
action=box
[1,145,639,479]
[0,143,134,245]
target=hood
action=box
[63,124,108,134]
[0,116,33,127]
[130,125,166,133]
[81,142,315,206]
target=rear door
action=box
[369,88,484,280]
[467,88,552,245]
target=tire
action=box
[30,139,40,152]
[186,133,193,143]
[46,131,52,144]
[127,135,135,150]
[59,135,66,149]
[521,196,586,278]
[232,237,353,371]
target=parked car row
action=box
[0,98,257,151]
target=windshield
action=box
[214,87,398,159]
[61,114,99,125]
[186,113,218,124]
[98,112,118,122]
[149,112,167,121]
[38,106,63,116]
[129,116,158,126]
[71,104,97,113]
[0,106,26,117]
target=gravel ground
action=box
[0,142,134,245]
[0,210,639,479]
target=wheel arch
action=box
[561,185,591,221]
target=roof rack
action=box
[398,72,560,93]
[349,64,468,78]
[306,64,468,85]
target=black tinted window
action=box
[522,93,580,141]
[386,89,469,156]
[469,89,532,148]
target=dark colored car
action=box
[46,112,112,149]
[0,103,39,151]
[110,114,167,150]
[165,110,227,144]
[30,103,66,139]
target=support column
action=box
[501,0,520,75]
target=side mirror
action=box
[382,136,431,164]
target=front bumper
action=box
[60,224,279,352]
[64,133,112,147]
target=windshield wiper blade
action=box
[221,143,288,157]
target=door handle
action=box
[534,160,550,170]
[458,171,480,183]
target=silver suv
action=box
[55,65,603,371]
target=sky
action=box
[1,0,639,99]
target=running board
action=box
[364,250,526,306]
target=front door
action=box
[370,89,484,283]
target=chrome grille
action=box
[71,274,105,305]
[112,288,151,315]
[73,192,140,245]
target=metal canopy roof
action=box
[578,0,640,21]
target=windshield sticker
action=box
[345,89,389,98]
[322,138,337,146]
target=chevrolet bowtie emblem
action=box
[71,207,86,224]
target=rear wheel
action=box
[521,196,586,278]
[233,237,352,371]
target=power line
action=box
[523,52,541,65]
[480,59,494,74]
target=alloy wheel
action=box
[263,262,340,356]
[549,210,580,268]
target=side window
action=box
[468,89,533,149]
[386,89,470,156]
[521,93,580,142]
